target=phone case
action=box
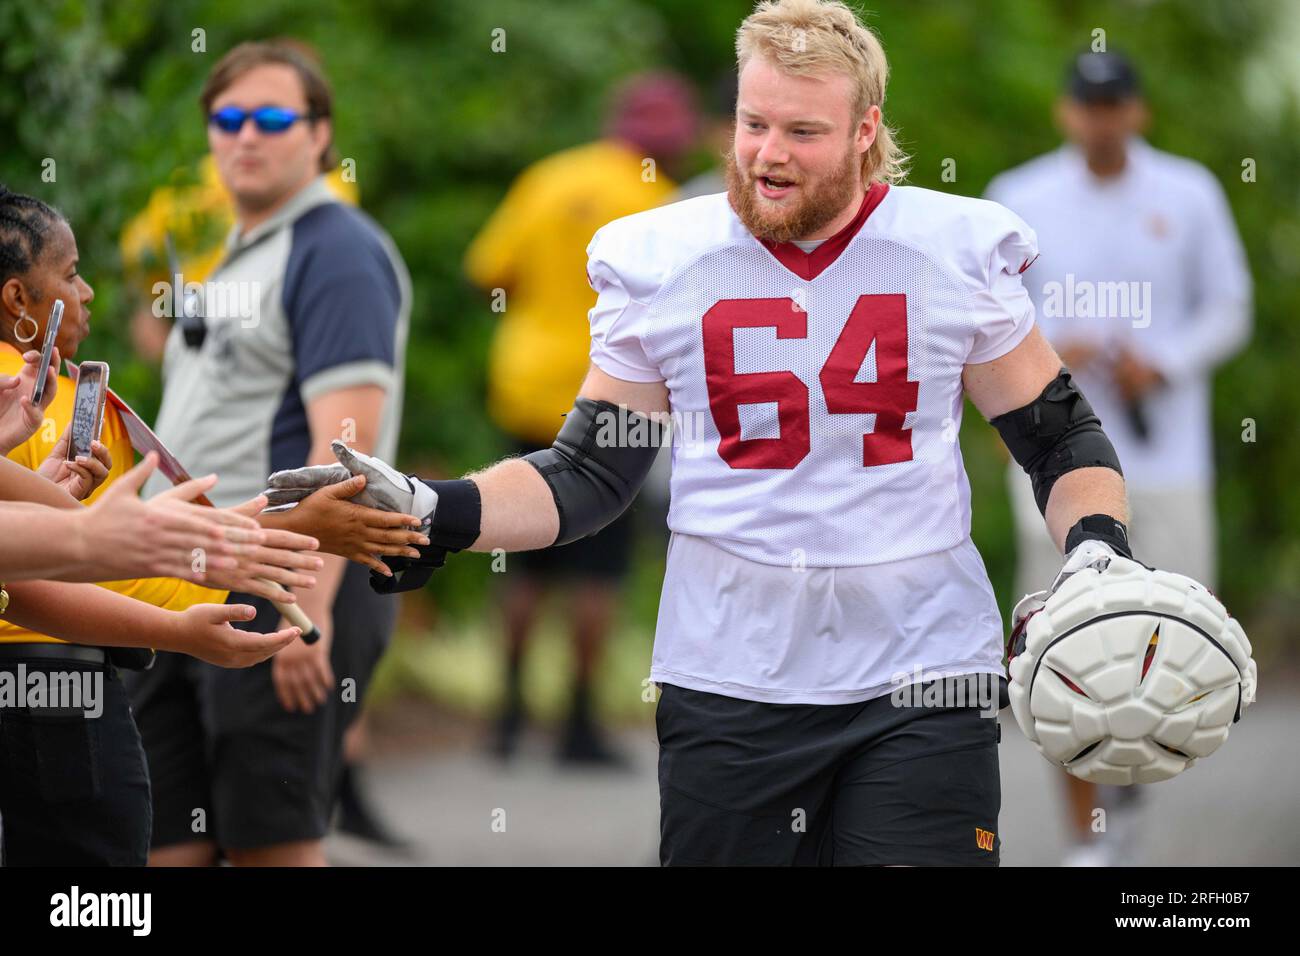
[30,298,64,406]
[68,361,110,461]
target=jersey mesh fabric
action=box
[586,187,1037,702]
[641,213,1003,566]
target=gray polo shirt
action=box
[151,177,410,507]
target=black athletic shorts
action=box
[0,660,151,866]
[124,562,395,850]
[656,678,1003,866]
[509,438,634,582]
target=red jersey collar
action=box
[759,181,890,281]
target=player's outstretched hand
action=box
[287,474,428,577]
[38,423,112,501]
[0,348,57,454]
[329,441,438,518]
[262,462,351,508]
[265,442,436,519]
[165,602,299,667]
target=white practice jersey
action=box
[587,183,1040,703]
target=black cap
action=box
[1066,51,1141,103]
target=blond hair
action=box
[736,0,908,184]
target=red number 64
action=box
[702,294,918,470]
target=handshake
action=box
[264,441,443,593]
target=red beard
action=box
[725,145,861,243]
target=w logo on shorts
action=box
[975,827,996,851]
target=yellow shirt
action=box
[465,140,676,443]
[120,154,360,289]
[1,343,228,644]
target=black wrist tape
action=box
[367,478,481,595]
[1065,513,1133,559]
[423,478,481,552]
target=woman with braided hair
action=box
[0,184,322,865]
[0,183,428,864]
[0,187,86,354]
[0,185,116,499]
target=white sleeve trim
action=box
[587,347,666,384]
[300,360,395,403]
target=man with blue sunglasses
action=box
[126,40,413,869]
[209,104,318,135]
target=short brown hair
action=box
[200,39,338,173]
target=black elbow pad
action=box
[990,368,1123,515]
[523,398,665,546]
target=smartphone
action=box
[68,361,110,461]
[30,298,64,406]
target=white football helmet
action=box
[1007,547,1258,784]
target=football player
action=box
[272,0,1134,865]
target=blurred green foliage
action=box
[1,0,1296,659]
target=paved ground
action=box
[327,686,1300,867]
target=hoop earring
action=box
[13,312,39,344]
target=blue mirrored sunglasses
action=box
[208,106,317,134]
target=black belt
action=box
[0,642,110,665]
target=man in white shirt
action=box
[278,0,1140,866]
[986,50,1252,865]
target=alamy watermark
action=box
[889,666,1001,719]
[0,664,103,717]
[593,405,713,457]
[1041,273,1151,329]
[50,886,150,935]
[152,274,262,329]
